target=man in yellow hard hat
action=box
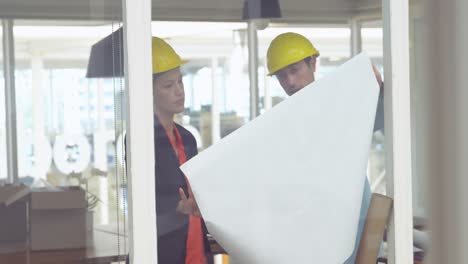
[151,37,213,264]
[267,32,383,95]
[267,32,384,263]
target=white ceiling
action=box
[0,0,381,23]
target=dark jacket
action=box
[154,117,213,264]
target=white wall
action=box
[423,0,468,262]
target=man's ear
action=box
[309,55,318,72]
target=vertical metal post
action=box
[211,57,221,143]
[263,60,272,111]
[95,79,110,224]
[31,53,46,180]
[2,19,18,183]
[122,0,157,262]
[350,18,362,56]
[247,20,259,120]
[382,0,414,263]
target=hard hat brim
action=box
[267,53,319,76]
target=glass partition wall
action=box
[149,1,385,263]
[0,1,129,262]
[1,0,420,263]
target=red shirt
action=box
[164,124,207,264]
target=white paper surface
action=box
[181,54,380,264]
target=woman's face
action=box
[152,67,185,116]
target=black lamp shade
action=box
[242,0,282,20]
[86,27,124,78]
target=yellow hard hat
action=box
[152,37,188,74]
[266,32,319,75]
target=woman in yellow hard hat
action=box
[266,32,384,264]
[151,36,213,264]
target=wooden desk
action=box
[0,229,128,264]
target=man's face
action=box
[152,67,185,116]
[274,56,317,96]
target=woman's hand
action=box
[176,184,202,218]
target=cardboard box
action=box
[356,193,393,264]
[0,185,93,251]
[30,208,92,250]
[0,184,29,242]
[29,187,92,251]
[0,201,28,242]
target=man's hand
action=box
[372,64,384,89]
[176,184,202,218]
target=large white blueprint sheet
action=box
[181,54,380,263]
